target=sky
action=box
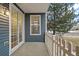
[74,4,79,9]
[73,4,79,22]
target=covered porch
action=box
[0,3,79,56]
[10,3,49,56]
[10,3,79,56]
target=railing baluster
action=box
[55,36,57,56]
[67,42,72,56]
[58,36,60,56]
[57,35,59,56]
[59,38,61,56]
[61,38,63,56]
[76,46,79,56]
[62,39,65,56]
[53,35,56,56]
[45,32,78,56]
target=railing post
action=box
[45,33,54,56]
[76,46,79,56]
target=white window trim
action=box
[30,15,41,35]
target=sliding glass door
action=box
[10,4,24,53]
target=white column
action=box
[9,3,12,56]
[45,12,47,32]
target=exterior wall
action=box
[0,41,9,56]
[0,4,9,56]
[25,13,45,42]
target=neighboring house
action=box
[0,3,49,56]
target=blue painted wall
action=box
[0,18,9,56]
[0,40,9,56]
[0,4,9,56]
[25,13,45,42]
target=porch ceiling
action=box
[16,3,49,13]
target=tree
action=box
[47,3,77,35]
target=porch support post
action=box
[9,3,12,55]
[45,12,47,32]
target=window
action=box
[30,15,41,35]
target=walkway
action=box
[11,42,49,56]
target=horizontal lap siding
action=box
[0,16,9,56]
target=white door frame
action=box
[9,4,25,55]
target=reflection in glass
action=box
[18,13,23,42]
[11,7,18,48]
[30,15,40,35]
[31,16,39,24]
[31,25,39,34]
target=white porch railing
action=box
[45,32,79,56]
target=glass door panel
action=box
[11,7,18,48]
[10,4,24,52]
[18,12,23,43]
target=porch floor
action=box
[11,42,49,56]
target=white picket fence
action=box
[45,32,79,56]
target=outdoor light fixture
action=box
[5,10,9,16]
[0,4,9,17]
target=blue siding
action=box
[25,13,45,42]
[0,40,9,56]
[0,17,9,56]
